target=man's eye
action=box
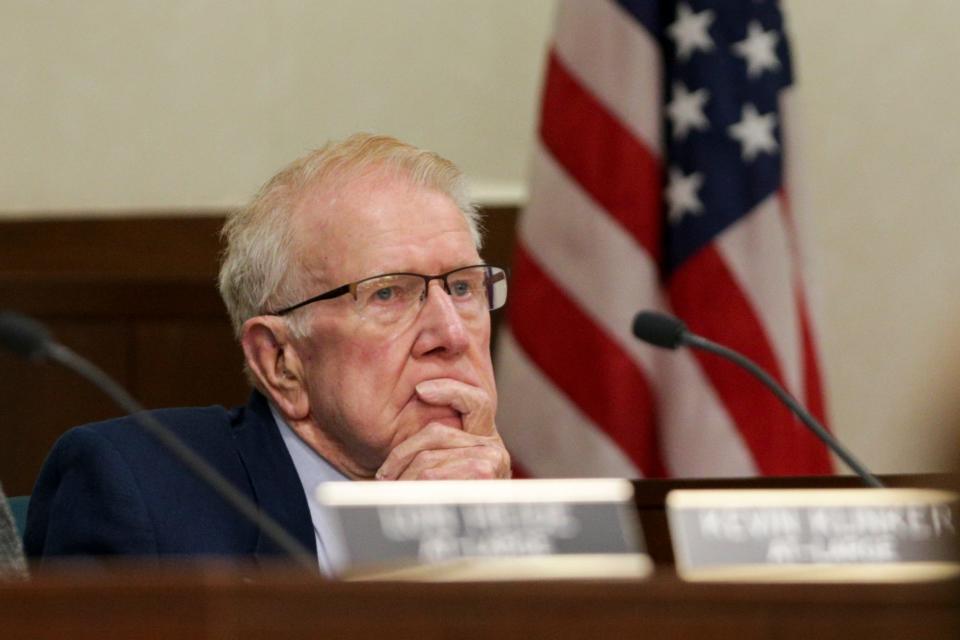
[370,286,406,304]
[449,280,473,297]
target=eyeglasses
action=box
[270,264,508,326]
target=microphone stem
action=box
[683,334,885,489]
[45,343,319,571]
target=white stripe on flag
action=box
[656,345,760,477]
[553,0,662,152]
[495,329,641,478]
[519,143,662,373]
[780,89,826,327]
[717,194,804,399]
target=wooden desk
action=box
[1,564,957,640]
[3,475,959,638]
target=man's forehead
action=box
[292,169,436,231]
[288,170,474,279]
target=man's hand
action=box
[375,378,511,480]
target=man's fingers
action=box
[396,446,503,481]
[415,378,495,436]
[376,421,510,481]
[398,458,499,480]
[377,423,492,480]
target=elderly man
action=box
[25,134,511,571]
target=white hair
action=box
[218,133,484,341]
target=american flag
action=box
[495,0,833,478]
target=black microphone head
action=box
[0,312,52,360]
[631,311,688,350]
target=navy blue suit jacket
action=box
[24,391,317,564]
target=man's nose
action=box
[411,279,470,357]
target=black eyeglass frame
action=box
[269,264,508,316]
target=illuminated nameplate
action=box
[667,488,960,582]
[315,479,650,581]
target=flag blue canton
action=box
[618,0,793,275]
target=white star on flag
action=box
[666,167,704,223]
[728,103,778,161]
[667,82,710,140]
[668,3,715,61]
[733,21,781,78]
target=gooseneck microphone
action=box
[632,310,884,488]
[0,311,317,571]
[0,312,51,360]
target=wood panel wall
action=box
[0,207,519,495]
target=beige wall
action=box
[2,1,958,473]
[0,1,553,212]
[787,0,960,472]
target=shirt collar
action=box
[269,403,349,575]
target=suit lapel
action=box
[232,391,317,562]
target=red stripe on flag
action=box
[539,50,663,260]
[510,462,531,479]
[508,243,667,477]
[668,245,833,474]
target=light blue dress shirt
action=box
[270,404,350,576]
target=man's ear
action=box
[241,316,310,420]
